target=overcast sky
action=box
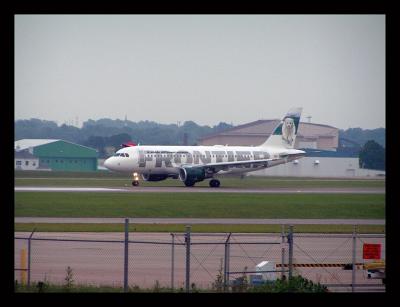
[15,15,385,129]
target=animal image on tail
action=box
[282,117,296,146]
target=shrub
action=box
[64,266,74,291]
[249,276,328,293]
[212,258,224,292]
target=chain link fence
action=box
[292,231,385,292]
[14,222,385,292]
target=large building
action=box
[251,153,385,178]
[14,139,98,171]
[198,120,339,151]
[198,121,384,178]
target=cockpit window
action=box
[113,152,129,157]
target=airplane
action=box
[104,107,306,187]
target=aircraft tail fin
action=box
[260,107,302,149]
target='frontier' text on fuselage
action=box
[138,148,271,168]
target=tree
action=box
[359,140,385,170]
[107,133,132,148]
[84,136,106,157]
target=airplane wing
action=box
[179,158,277,175]
[279,151,306,161]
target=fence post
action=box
[288,225,293,280]
[185,225,191,293]
[352,225,357,293]
[124,218,129,293]
[281,225,286,279]
[171,233,175,290]
[224,233,232,292]
[20,248,27,285]
[27,228,36,287]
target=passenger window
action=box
[125,153,129,157]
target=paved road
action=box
[14,232,385,292]
[14,186,385,194]
[15,217,385,225]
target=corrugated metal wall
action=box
[250,157,385,178]
[33,140,98,171]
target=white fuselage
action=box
[103,107,305,186]
[104,145,304,176]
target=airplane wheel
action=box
[209,179,220,188]
[132,181,139,186]
[184,180,195,187]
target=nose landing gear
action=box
[132,172,140,186]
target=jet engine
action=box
[179,167,206,185]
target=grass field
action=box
[14,223,385,234]
[15,192,385,219]
[14,170,385,188]
[14,171,385,233]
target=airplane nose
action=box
[104,158,112,170]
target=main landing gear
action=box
[183,179,221,188]
[209,179,220,188]
[184,180,195,187]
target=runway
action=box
[15,217,385,225]
[14,186,385,194]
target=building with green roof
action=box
[14,139,98,171]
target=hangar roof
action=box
[14,149,38,159]
[198,120,338,140]
[14,139,98,158]
[14,139,59,152]
[33,140,98,158]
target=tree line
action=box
[15,118,233,158]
